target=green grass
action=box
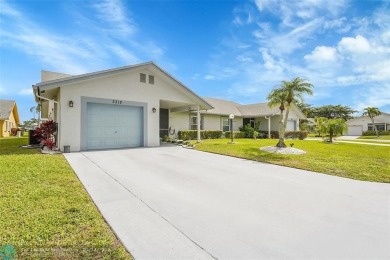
[337,139,390,144]
[194,138,390,183]
[0,137,133,259]
[358,135,390,140]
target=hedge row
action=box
[284,131,308,140]
[177,130,223,140]
[177,130,308,140]
[224,131,245,139]
[362,130,390,136]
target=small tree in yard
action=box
[34,120,57,150]
[318,118,347,143]
[363,107,381,137]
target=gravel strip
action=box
[260,146,306,154]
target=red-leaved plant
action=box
[34,120,57,150]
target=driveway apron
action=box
[64,146,390,260]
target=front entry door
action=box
[160,108,169,137]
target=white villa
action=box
[33,62,306,152]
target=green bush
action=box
[225,131,245,139]
[285,131,308,140]
[178,130,223,140]
[362,130,390,136]
[161,135,170,142]
[238,122,261,138]
[259,131,279,139]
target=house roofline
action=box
[33,62,213,110]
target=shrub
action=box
[284,131,308,140]
[33,120,57,150]
[178,130,223,140]
[161,135,170,142]
[10,128,18,136]
[362,130,390,136]
[259,131,279,139]
[225,131,245,139]
[239,123,260,138]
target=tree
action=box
[319,118,347,143]
[314,117,328,137]
[296,102,313,117]
[267,88,288,147]
[267,77,314,147]
[363,107,381,137]
[308,105,356,121]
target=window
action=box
[5,121,8,131]
[368,124,385,131]
[222,117,230,132]
[190,115,204,130]
[243,118,255,128]
[149,75,154,84]
[140,73,146,83]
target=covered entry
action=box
[87,103,143,150]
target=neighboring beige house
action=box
[169,97,305,139]
[0,100,20,137]
[346,112,390,135]
[32,62,306,152]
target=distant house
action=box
[0,100,20,137]
[346,112,390,135]
[32,62,306,152]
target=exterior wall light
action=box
[69,101,74,107]
[152,107,157,113]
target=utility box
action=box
[63,145,70,153]
[28,130,40,145]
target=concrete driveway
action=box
[64,146,390,259]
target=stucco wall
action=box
[0,109,17,137]
[58,68,198,151]
[347,114,390,132]
[169,112,189,138]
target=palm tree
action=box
[267,88,288,147]
[282,77,314,130]
[363,107,381,137]
[267,77,314,148]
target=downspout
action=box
[264,115,271,138]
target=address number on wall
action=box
[112,100,123,104]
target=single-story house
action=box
[33,62,306,152]
[0,100,20,137]
[346,112,390,135]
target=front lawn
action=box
[194,138,390,183]
[0,137,132,259]
[338,139,390,144]
[358,135,390,140]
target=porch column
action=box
[265,116,271,138]
[196,106,201,143]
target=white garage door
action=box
[348,125,363,136]
[87,103,143,150]
[287,120,297,131]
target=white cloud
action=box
[92,0,136,37]
[204,75,216,80]
[338,35,371,53]
[18,88,33,96]
[354,84,390,111]
[110,44,139,64]
[304,46,337,62]
[0,0,170,76]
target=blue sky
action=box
[1,0,389,122]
